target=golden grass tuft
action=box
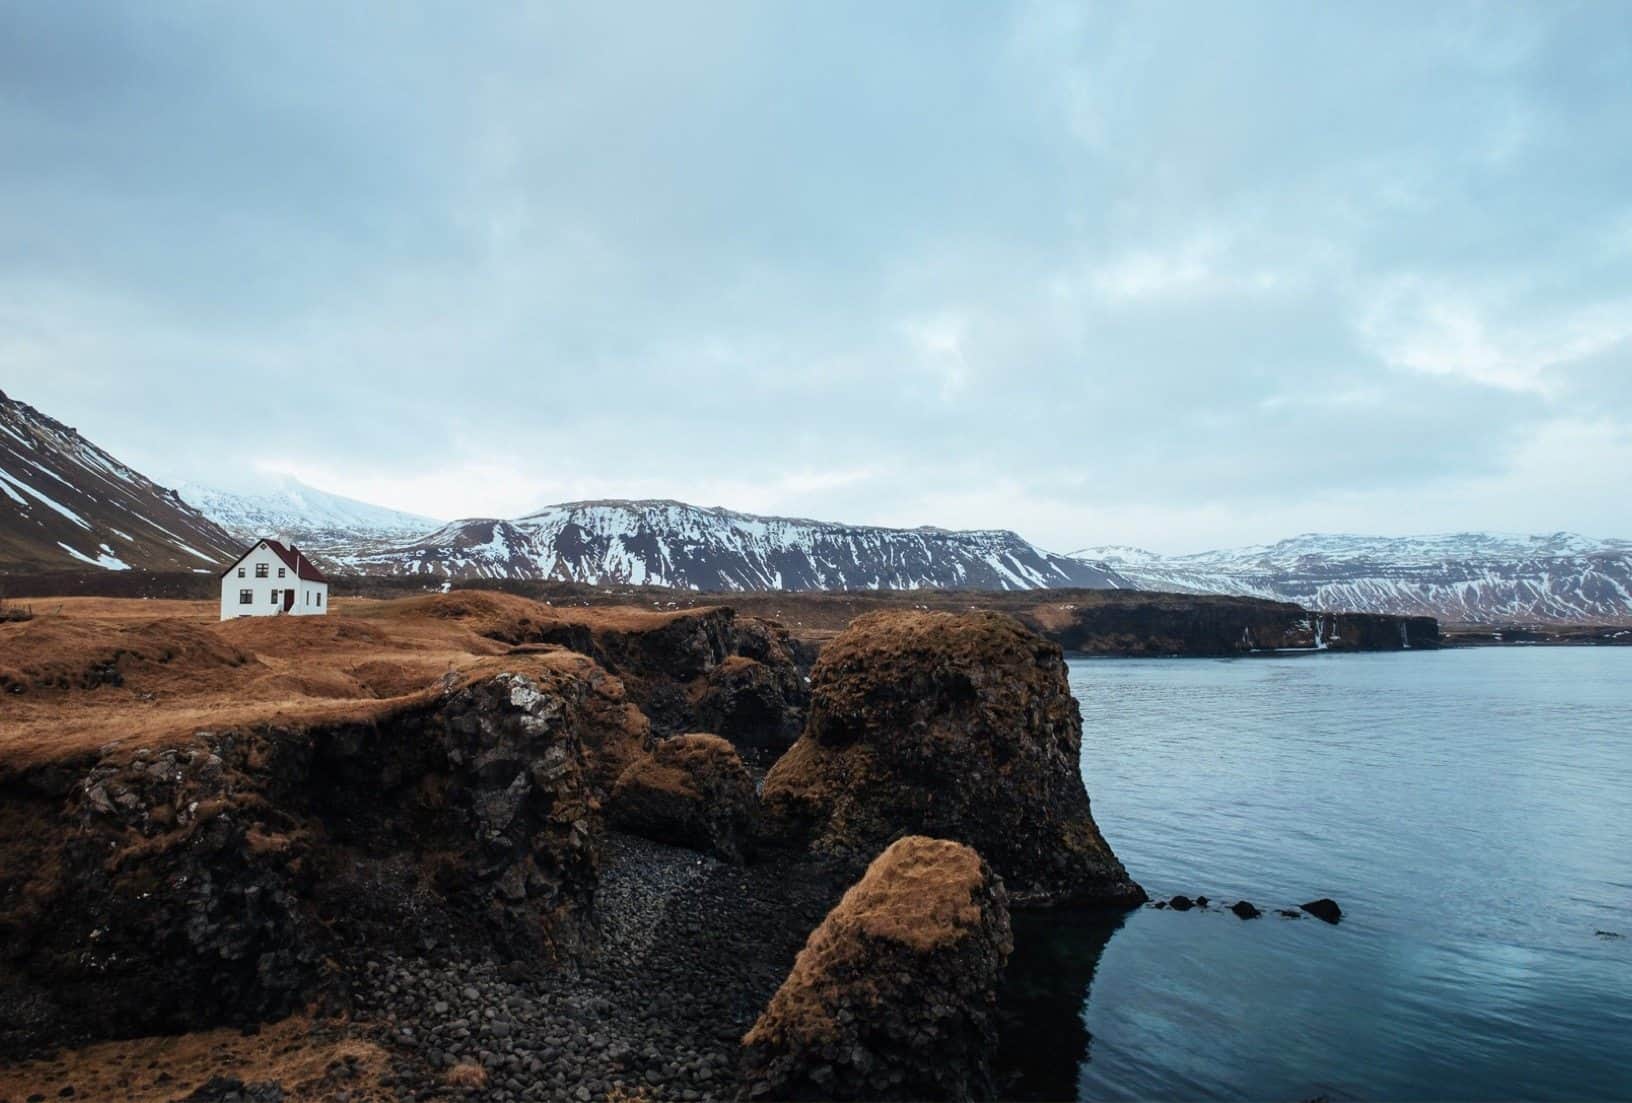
[444,1061,489,1088]
[0,1015,390,1103]
[744,836,988,1046]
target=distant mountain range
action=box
[178,477,441,546]
[0,389,236,572]
[3,388,1629,622]
[323,500,1128,592]
[1073,534,1632,624]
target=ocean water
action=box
[998,647,1632,1102]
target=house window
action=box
[316,592,323,607]
[270,589,279,604]
[239,589,253,604]
[237,567,245,578]
[255,563,269,578]
[278,567,286,578]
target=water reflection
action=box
[995,909,1127,1101]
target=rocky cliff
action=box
[761,611,1144,907]
[0,665,601,1057]
[740,837,1013,1101]
[1017,592,1440,656]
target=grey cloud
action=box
[3,0,1629,551]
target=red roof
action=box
[220,538,329,583]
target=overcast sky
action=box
[4,2,1630,553]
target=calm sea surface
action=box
[997,647,1632,1102]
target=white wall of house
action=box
[218,542,330,620]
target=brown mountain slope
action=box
[0,389,237,573]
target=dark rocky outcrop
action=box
[760,611,1143,908]
[474,598,809,750]
[1230,900,1262,919]
[609,733,757,862]
[0,666,601,1058]
[740,836,1013,1101]
[694,655,806,754]
[1019,594,1439,655]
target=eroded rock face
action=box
[760,611,1144,907]
[608,734,756,863]
[521,606,809,749]
[0,670,598,1057]
[740,836,1013,1101]
[694,655,806,754]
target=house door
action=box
[282,589,295,613]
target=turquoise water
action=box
[998,648,1632,1101]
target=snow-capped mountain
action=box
[179,476,441,548]
[0,389,237,572]
[1073,533,1632,624]
[329,499,1130,592]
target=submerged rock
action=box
[1230,900,1262,920]
[739,836,1012,1101]
[1300,898,1343,924]
[760,611,1144,907]
[609,733,756,862]
[1168,895,1195,911]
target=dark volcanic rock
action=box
[739,836,1013,1101]
[1168,895,1195,912]
[1230,900,1262,919]
[0,666,601,1057]
[609,733,757,862]
[694,655,806,753]
[509,603,809,748]
[183,1077,284,1102]
[761,611,1143,908]
[1300,898,1343,924]
[1021,594,1438,656]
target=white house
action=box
[218,538,330,620]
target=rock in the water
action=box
[1300,898,1343,924]
[1168,895,1195,911]
[760,611,1143,907]
[609,734,757,862]
[739,836,1013,1101]
[1229,900,1261,920]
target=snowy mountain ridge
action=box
[1073,532,1632,624]
[326,498,1130,592]
[179,476,441,547]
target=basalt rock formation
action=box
[739,836,1013,1101]
[760,611,1143,908]
[694,655,806,754]
[1019,593,1439,655]
[0,666,599,1058]
[425,592,809,751]
[609,733,757,863]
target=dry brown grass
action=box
[443,1060,488,1088]
[0,1015,391,1102]
[744,836,987,1046]
[0,593,677,770]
